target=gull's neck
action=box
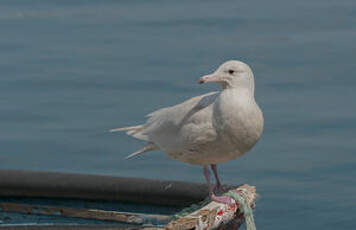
[221,86,255,100]
[220,82,255,95]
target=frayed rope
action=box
[172,189,256,230]
[226,191,256,230]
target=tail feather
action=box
[125,143,159,159]
[110,124,153,153]
[109,125,143,133]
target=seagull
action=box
[110,60,264,204]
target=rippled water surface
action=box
[1,0,356,229]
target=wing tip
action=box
[109,125,142,133]
[125,153,136,160]
[124,143,158,160]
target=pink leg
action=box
[203,166,233,205]
[211,164,225,192]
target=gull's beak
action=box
[198,73,221,84]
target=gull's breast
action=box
[213,90,264,155]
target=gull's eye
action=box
[228,69,235,74]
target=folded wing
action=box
[111,92,219,158]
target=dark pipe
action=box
[0,170,208,207]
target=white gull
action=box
[111,60,264,204]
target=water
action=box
[1,0,356,229]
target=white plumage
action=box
[111,60,264,204]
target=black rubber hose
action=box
[0,170,208,207]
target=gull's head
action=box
[198,60,255,91]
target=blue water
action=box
[1,0,356,229]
